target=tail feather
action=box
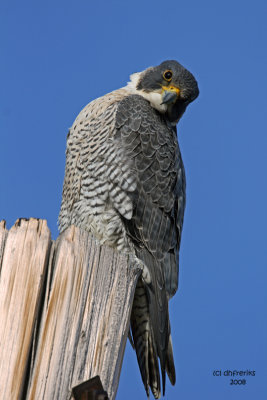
[130,249,176,398]
[131,278,161,398]
[148,333,161,398]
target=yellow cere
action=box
[161,85,180,95]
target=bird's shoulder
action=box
[66,88,162,157]
[69,87,130,133]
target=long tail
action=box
[130,250,176,398]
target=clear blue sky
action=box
[1,1,267,399]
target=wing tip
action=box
[166,334,176,386]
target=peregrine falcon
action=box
[58,60,199,398]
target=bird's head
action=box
[128,60,199,124]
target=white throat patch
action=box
[126,72,167,113]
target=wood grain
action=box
[27,225,140,400]
[0,218,51,399]
[0,220,140,400]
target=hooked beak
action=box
[161,85,180,105]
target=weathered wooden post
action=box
[0,218,141,400]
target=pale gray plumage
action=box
[58,60,199,398]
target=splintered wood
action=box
[0,219,140,400]
[0,219,51,399]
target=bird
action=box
[58,60,199,398]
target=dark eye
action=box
[163,70,172,81]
